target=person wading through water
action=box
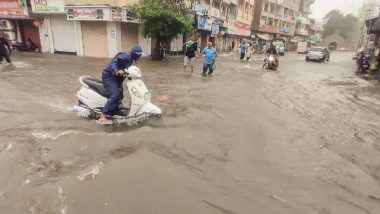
[184,35,200,74]
[0,32,12,65]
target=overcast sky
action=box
[310,0,364,20]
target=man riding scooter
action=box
[266,44,279,68]
[98,45,143,123]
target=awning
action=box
[256,33,273,41]
[367,16,380,34]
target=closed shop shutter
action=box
[81,21,107,58]
[121,22,138,51]
[50,16,76,54]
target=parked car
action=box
[306,47,330,62]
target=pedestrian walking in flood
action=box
[184,35,200,74]
[239,42,246,61]
[246,43,254,61]
[0,32,12,65]
[201,41,217,76]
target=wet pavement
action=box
[1,51,380,214]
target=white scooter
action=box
[73,66,162,125]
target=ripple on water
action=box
[32,130,76,140]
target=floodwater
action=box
[1,51,380,214]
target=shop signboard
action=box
[211,23,219,37]
[198,16,212,31]
[0,0,29,19]
[235,21,251,36]
[111,8,140,23]
[280,27,291,33]
[31,0,65,13]
[195,3,208,16]
[66,7,111,21]
[111,7,122,21]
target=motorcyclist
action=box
[266,44,279,67]
[357,50,364,64]
[98,44,143,123]
[357,49,366,72]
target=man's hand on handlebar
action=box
[116,70,125,77]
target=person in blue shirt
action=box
[239,42,246,61]
[201,41,217,76]
[98,45,143,123]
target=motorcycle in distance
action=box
[263,54,278,71]
[73,66,162,125]
[357,52,370,73]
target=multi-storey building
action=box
[0,0,255,57]
[293,0,313,42]
[252,0,301,44]
[308,19,323,44]
[357,0,380,49]
[193,0,252,52]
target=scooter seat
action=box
[83,78,110,97]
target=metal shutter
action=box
[51,16,76,53]
[81,21,108,58]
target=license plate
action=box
[144,92,151,101]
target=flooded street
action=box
[1,51,380,214]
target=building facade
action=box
[250,0,316,50]
[0,0,42,51]
[0,0,321,57]
[192,0,253,52]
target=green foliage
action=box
[129,0,193,44]
[322,10,358,39]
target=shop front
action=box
[66,6,111,58]
[115,8,141,52]
[31,0,77,54]
[0,0,41,51]
[226,20,237,52]
[197,15,212,50]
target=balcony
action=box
[279,27,295,36]
[296,17,311,25]
[295,28,309,36]
[259,24,280,34]
[220,13,227,20]
[211,7,220,19]
[261,11,296,24]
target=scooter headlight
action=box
[269,56,274,61]
[131,87,141,98]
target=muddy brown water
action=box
[0,52,380,214]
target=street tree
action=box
[322,10,358,39]
[129,0,193,60]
